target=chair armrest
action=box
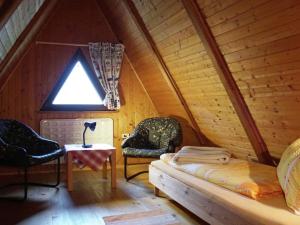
[27,137,60,155]
[121,131,149,149]
[166,143,176,153]
[121,134,139,148]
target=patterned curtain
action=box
[89,42,125,110]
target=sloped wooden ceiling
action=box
[195,0,300,159]
[0,0,58,89]
[100,0,255,160]
[98,0,206,146]
[0,0,45,61]
[1,0,300,161]
[99,0,300,160]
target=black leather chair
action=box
[0,119,65,200]
[121,117,182,181]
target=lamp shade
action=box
[84,122,96,131]
[82,122,97,148]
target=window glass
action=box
[52,61,103,105]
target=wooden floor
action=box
[0,166,207,225]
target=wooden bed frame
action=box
[149,163,300,225]
[149,165,250,225]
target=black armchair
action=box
[122,117,182,181]
[0,119,65,200]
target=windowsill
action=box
[38,109,118,113]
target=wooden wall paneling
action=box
[98,0,203,146]
[181,0,274,165]
[94,0,184,161]
[121,0,208,145]
[88,0,157,113]
[0,0,158,166]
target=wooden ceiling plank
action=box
[0,41,5,60]
[0,0,59,91]
[181,0,275,165]
[8,7,21,37]
[5,20,17,44]
[0,28,12,52]
[0,0,22,31]
[122,0,208,145]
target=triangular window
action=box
[41,49,106,111]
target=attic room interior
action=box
[1,0,300,224]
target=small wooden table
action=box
[64,144,116,191]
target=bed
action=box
[149,159,300,225]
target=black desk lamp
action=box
[82,122,96,148]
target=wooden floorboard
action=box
[0,166,207,225]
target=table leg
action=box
[109,150,116,189]
[66,152,73,191]
[102,160,107,179]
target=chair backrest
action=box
[0,119,38,148]
[135,117,182,149]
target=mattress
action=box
[151,160,300,225]
[160,153,282,199]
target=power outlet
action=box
[122,133,130,140]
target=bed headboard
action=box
[40,118,113,146]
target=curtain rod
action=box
[35,41,89,47]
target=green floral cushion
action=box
[122,117,182,158]
[122,147,168,158]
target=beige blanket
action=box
[172,146,231,164]
[160,153,283,200]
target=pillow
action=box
[277,138,300,215]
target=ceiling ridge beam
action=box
[122,0,208,145]
[181,0,274,165]
[0,0,59,92]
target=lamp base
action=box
[82,144,93,148]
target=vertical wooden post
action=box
[102,160,108,179]
[66,152,73,191]
[122,0,208,145]
[181,0,274,165]
[109,150,117,189]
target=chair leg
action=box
[124,156,128,181]
[28,157,61,187]
[0,157,61,200]
[24,167,28,201]
[124,155,148,182]
[54,157,60,186]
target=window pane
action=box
[52,61,103,105]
